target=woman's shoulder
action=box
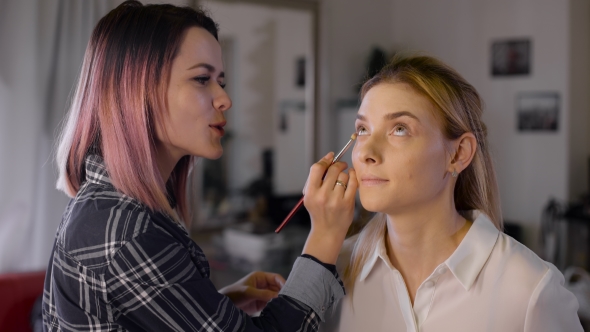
[490,232,556,287]
[58,184,165,264]
[494,234,583,330]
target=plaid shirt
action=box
[42,155,344,331]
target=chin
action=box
[359,194,390,214]
[208,146,224,159]
[191,145,223,160]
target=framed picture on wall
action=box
[517,92,559,132]
[491,39,531,76]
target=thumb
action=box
[246,287,278,302]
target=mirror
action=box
[191,0,318,234]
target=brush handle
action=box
[274,196,305,233]
[275,135,356,233]
[274,159,337,233]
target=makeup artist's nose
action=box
[353,135,382,165]
[213,86,232,112]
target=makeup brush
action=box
[275,132,358,233]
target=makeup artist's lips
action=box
[209,121,226,136]
[360,175,389,186]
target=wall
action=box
[0,0,41,272]
[569,0,590,200]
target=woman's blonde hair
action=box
[344,54,502,293]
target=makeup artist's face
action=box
[352,83,451,215]
[158,27,231,161]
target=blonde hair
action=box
[344,54,502,293]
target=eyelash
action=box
[355,124,408,136]
[356,125,369,135]
[193,76,226,89]
[392,124,408,136]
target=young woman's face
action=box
[352,83,452,215]
[159,27,231,160]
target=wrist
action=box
[302,230,345,264]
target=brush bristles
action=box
[351,133,358,140]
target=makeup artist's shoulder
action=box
[66,185,154,243]
[335,234,359,274]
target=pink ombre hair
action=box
[56,1,219,223]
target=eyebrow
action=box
[187,63,225,78]
[356,111,420,122]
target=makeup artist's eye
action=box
[193,76,210,85]
[356,125,369,136]
[392,124,408,136]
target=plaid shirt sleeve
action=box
[106,227,340,331]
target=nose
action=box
[213,85,232,112]
[353,134,382,165]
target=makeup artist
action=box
[42,1,357,331]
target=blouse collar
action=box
[359,210,500,291]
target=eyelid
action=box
[194,75,210,83]
[391,123,409,136]
[355,123,369,135]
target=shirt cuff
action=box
[300,254,338,275]
[279,256,345,322]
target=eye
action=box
[392,124,408,136]
[218,81,226,89]
[193,76,210,85]
[356,125,369,136]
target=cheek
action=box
[351,144,362,169]
[404,142,447,184]
[170,88,209,126]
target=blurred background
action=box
[1,0,590,328]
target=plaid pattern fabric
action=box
[42,155,341,331]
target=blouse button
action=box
[424,281,435,288]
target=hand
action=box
[219,271,286,315]
[302,152,358,264]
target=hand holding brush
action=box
[274,133,358,264]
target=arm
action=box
[106,230,343,332]
[524,264,584,332]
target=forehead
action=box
[175,27,223,69]
[358,82,441,125]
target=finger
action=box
[256,272,285,290]
[333,172,350,195]
[320,161,348,190]
[267,273,286,289]
[344,168,359,200]
[308,152,334,190]
[246,287,278,303]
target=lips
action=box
[360,175,389,186]
[209,120,226,136]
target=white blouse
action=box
[321,211,583,332]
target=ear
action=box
[448,132,477,176]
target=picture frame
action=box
[516,92,559,132]
[491,39,531,77]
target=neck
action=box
[155,142,182,183]
[384,198,472,302]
